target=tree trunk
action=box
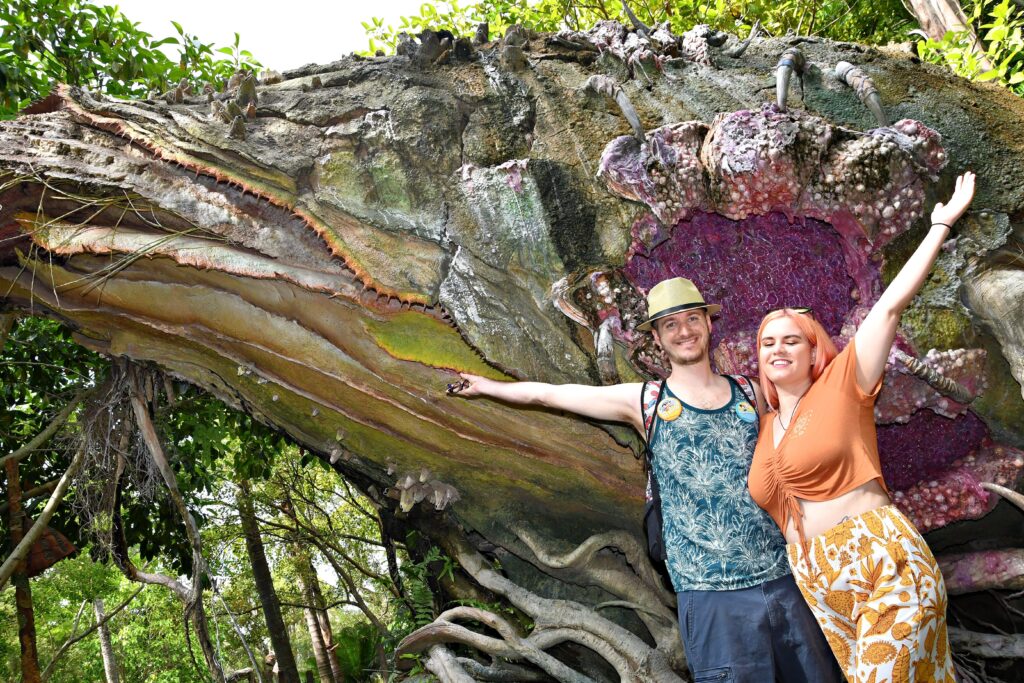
[97,373,228,683]
[906,0,993,70]
[306,574,343,683]
[4,23,1024,681]
[6,460,41,683]
[94,599,119,683]
[295,553,337,683]
[0,313,14,350]
[237,479,301,683]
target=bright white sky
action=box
[100,0,460,72]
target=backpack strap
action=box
[640,380,667,504]
[640,379,666,444]
[727,374,759,416]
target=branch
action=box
[0,388,92,469]
[305,535,391,638]
[0,477,60,515]
[212,583,265,683]
[0,444,88,590]
[40,585,145,681]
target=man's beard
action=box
[665,340,709,366]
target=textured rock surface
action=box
[2,27,1024,600]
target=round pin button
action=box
[735,401,757,423]
[657,397,682,421]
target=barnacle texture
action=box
[891,440,1024,532]
[602,123,708,226]
[624,211,855,342]
[599,106,944,298]
[875,347,989,424]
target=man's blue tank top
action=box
[647,378,789,592]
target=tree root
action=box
[457,657,553,681]
[510,524,684,671]
[950,626,1024,658]
[397,534,686,682]
[939,548,1024,594]
[424,646,476,682]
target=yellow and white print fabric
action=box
[787,505,955,683]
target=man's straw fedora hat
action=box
[636,277,721,332]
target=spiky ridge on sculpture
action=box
[557,20,728,70]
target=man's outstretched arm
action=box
[453,373,646,434]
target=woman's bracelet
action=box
[932,222,953,231]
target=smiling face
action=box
[758,315,815,391]
[652,308,711,366]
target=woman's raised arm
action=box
[852,172,976,392]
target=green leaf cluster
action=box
[0,0,262,118]
[917,0,1024,95]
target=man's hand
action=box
[447,373,490,397]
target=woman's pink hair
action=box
[757,309,838,410]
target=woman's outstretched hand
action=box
[931,172,976,228]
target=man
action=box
[452,277,842,683]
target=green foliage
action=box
[333,620,383,680]
[0,551,222,683]
[0,0,261,118]
[917,0,1024,95]
[0,317,104,454]
[360,0,914,55]
[0,316,105,548]
[386,539,453,644]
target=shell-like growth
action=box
[228,115,246,141]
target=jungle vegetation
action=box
[1,0,1023,681]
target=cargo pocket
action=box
[694,667,732,681]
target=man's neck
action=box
[666,358,718,388]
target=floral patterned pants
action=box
[787,505,955,683]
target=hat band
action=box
[647,301,711,321]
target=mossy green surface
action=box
[973,333,1024,447]
[364,312,510,379]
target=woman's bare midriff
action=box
[783,479,891,544]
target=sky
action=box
[100,0,459,72]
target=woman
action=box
[748,172,975,683]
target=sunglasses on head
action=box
[768,306,814,316]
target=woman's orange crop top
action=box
[748,338,889,545]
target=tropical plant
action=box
[0,0,261,118]
[917,0,1024,95]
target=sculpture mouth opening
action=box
[624,210,857,347]
[548,102,1024,532]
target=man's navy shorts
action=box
[675,573,844,682]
